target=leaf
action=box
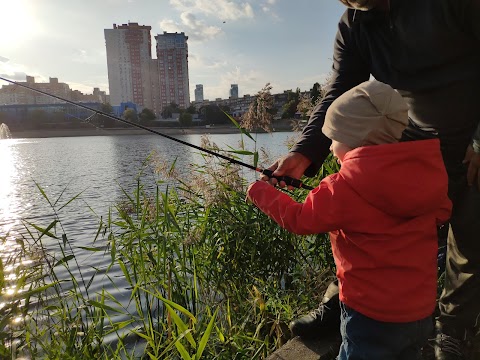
[226,149,255,156]
[33,180,53,207]
[158,329,194,359]
[195,308,218,360]
[58,190,85,211]
[87,300,124,314]
[77,246,103,252]
[22,282,59,298]
[223,110,254,141]
[174,340,192,360]
[54,254,75,267]
[25,220,58,240]
[165,304,196,349]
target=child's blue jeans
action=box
[337,302,433,360]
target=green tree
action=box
[140,108,156,121]
[101,103,114,114]
[186,105,197,114]
[199,105,230,124]
[179,112,193,127]
[281,88,301,119]
[161,102,181,119]
[99,103,116,128]
[123,109,138,122]
[310,82,321,105]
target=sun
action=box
[0,0,35,49]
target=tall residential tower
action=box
[104,23,154,110]
[155,32,190,110]
[230,84,239,99]
[194,84,204,102]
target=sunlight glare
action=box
[0,141,17,235]
[0,0,35,48]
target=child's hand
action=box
[245,181,257,203]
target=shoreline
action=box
[9,122,297,139]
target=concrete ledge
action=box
[266,336,340,360]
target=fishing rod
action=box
[0,76,313,190]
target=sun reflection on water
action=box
[1,139,21,236]
[0,139,29,343]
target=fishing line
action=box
[0,76,313,190]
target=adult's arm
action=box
[470,0,480,153]
[291,10,370,177]
[457,0,480,188]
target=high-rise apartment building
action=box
[230,84,239,99]
[155,32,190,110]
[194,84,204,102]
[105,24,191,115]
[104,22,154,110]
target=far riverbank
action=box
[10,119,299,139]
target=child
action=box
[246,80,452,359]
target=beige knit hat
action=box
[322,80,409,149]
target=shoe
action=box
[289,282,340,339]
[434,333,465,360]
[434,322,467,360]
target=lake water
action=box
[0,132,296,237]
[0,132,297,347]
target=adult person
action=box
[264,1,480,359]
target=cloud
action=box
[0,71,28,82]
[160,12,223,42]
[0,59,30,81]
[72,49,106,65]
[260,0,280,20]
[170,0,254,20]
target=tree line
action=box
[0,80,329,132]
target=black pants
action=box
[437,158,480,333]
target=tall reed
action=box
[1,131,339,359]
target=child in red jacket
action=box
[247,80,452,359]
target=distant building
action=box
[194,84,204,102]
[0,77,71,105]
[0,76,107,106]
[191,89,312,120]
[112,102,138,116]
[104,23,190,115]
[154,32,190,110]
[229,84,239,99]
[104,22,153,111]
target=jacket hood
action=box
[339,139,449,217]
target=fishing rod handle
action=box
[261,169,314,190]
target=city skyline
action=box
[0,0,345,100]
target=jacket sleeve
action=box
[246,178,342,235]
[458,0,480,152]
[290,9,370,177]
[436,194,453,226]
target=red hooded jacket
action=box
[247,139,452,322]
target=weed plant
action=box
[0,128,340,359]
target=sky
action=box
[0,0,346,101]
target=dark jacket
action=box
[292,0,480,176]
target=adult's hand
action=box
[261,152,312,189]
[463,145,480,190]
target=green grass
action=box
[0,133,339,359]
